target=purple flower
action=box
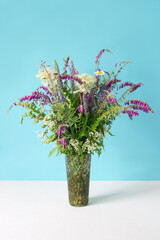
[63,56,70,74]
[58,137,67,149]
[124,99,153,113]
[100,79,121,93]
[70,60,79,75]
[61,74,82,85]
[95,49,112,65]
[130,83,143,92]
[77,105,85,114]
[122,108,139,117]
[20,91,51,105]
[37,86,54,98]
[96,49,105,64]
[130,99,148,108]
[118,82,133,90]
[56,125,67,138]
[109,79,121,88]
[130,105,149,113]
[108,97,117,105]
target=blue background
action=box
[0,0,160,180]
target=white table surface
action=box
[0,181,160,240]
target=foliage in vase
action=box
[9,49,154,158]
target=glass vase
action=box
[65,154,91,207]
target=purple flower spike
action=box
[61,74,82,85]
[96,49,105,64]
[118,82,133,90]
[58,137,67,149]
[122,109,139,117]
[106,79,121,89]
[130,83,143,92]
[125,99,152,113]
[95,49,112,65]
[77,105,85,114]
[20,91,52,106]
[131,105,150,113]
[56,125,67,138]
[63,56,70,74]
[61,137,67,149]
[70,60,79,75]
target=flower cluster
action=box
[82,131,103,154]
[75,73,97,93]
[10,49,154,157]
[69,139,79,152]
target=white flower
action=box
[78,73,96,85]
[40,114,56,131]
[82,137,99,153]
[41,80,49,87]
[36,130,46,139]
[48,121,55,129]
[36,67,57,88]
[94,70,105,76]
[69,139,79,151]
[36,67,55,80]
[73,89,85,93]
[75,73,96,93]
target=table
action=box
[0,181,160,240]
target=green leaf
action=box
[108,131,115,136]
[20,113,28,124]
[48,147,57,157]
[43,134,57,144]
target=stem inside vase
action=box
[65,154,91,206]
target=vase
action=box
[65,154,91,206]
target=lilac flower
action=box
[77,105,85,114]
[58,137,67,149]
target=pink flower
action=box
[56,125,67,138]
[58,137,67,149]
[77,105,85,114]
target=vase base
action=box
[69,202,88,207]
[69,198,89,207]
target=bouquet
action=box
[9,49,154,206]
[9,49,154,158]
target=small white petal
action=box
[94,71,105,76]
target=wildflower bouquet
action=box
[10,49,154,206]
